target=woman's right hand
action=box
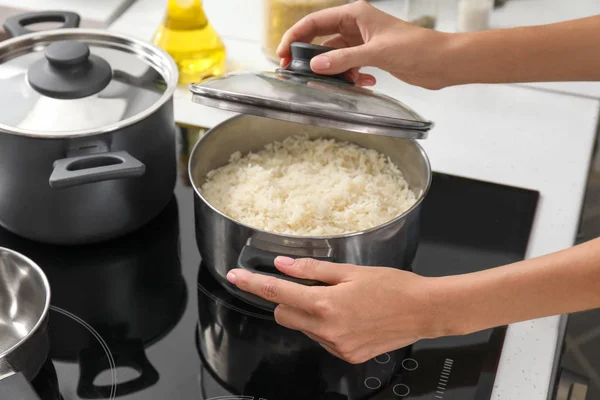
[276,0,454,89]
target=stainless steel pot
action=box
[0,11,179,245]
[189,114,431,310]
[0,247,51,400]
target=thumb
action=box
[274,256,356,284]
[310,45,370,75]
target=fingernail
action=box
[226,271,237,284]
[275,256,296,267]
[361,77,376,86]
[311,55,331,70]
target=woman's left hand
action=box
[226,257,445,364]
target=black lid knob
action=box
[27,40,112,100]
[286,42,347,81]
[45,41,90,67]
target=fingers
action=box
[274,257,355,284]
[279,55,291,68]
[227,268,315,310]
[311,45,371,76]
[321,36,377,86]
[275,5,350,59]
[320,34,350,49]
[274,304,318,332]
[357,73,376,86]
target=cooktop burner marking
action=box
[196,283,274,320]
[50,305,117,400]
[364,377,382,390]
[401,358,418,371]
[374,352,391,364]
[434,358,453,399]
[392,384,410,397]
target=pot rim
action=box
[188,114,433,241]
[0,28,178,139]
[0,246,51,360]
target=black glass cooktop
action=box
[0,126,539,400]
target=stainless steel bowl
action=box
[0,247,50,399]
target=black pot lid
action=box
[189,42,433,139]
[0,29,178,138]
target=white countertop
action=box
[149,0,600,99]
[0,0,135,24]
[107,2,600,397]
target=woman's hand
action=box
[226,257,446,364]
[276,0,453,89]
[278,1,600,88]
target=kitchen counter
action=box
[112,0,600,99]
[106,2,600,399]
[0,0,135,25]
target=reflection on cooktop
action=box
[31,358,62,400]
[0,197,187,399]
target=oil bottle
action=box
[153,0,226,85]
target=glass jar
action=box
[457,0,493,32]
[262,0,349,63]
[153,0,227,85]
[404,0,439,29]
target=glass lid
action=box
[189,42,433,139]
[0,24,178,138]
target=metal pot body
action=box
[0,100,176,245]
[2,316,50,383]
[0,315,49,400]
[189,114,431,309]
[0,246,51,400]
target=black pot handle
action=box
[3,11,81,38]
[0,372,42,400]
[49,151,146,189]
[237,245,332,286]
[77,339,159,398]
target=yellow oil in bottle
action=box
[153,0,226,85]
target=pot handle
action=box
[0,372,42,400]
[3,11,81,38]
[237,245,331,286]
[77,339,159,398]
[49,151,146,189]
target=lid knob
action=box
[45,41,90,67]
[27,40,112,100]
[286,42,347,82]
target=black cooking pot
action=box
[0,197,187,398]
[196,262,407,399]
[0,11,178,245]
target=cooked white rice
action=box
[200,135,417,236]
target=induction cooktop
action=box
[0,125,539,400]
